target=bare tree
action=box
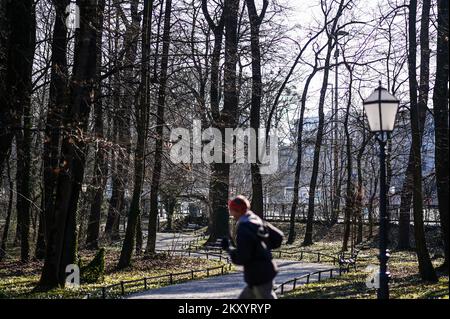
[433,0,449,270]
[245,0,268,218]
[37,0,69,264]
[303,0,347,246]
[145,0,173,255]
[341,58,354,252]
[39,0,105,287]
[287,56,321,244]
[0,158,13,261]
[398,0,429,250]
[14,0,36,263]
[201,0,224,239]
[407,0,437,282]
[206,0,240,242]
[119,0,155,267]
[86,0,108,250]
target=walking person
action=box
[221,195,284,299]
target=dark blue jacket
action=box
[229,211,278,286]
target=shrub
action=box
[80,248,105,284]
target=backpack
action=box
[257,221,284,250]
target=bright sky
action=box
[269,0,393,142]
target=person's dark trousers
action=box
[238,281,277,299]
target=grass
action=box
[278,245,448,299]
[1,222,447,299]
[282,254,449,299]
[0,246,232,299]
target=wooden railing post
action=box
[120,281,125,295]
[169,273,173,284]
[102,287,106,299]
[144,278,148,290]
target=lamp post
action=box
[363,81,400,299]
[332,28,349,224]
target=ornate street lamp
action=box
[331,28,349,228]
[363,81,400,299]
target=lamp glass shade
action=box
[363,87,399,132]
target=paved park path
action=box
[128,259,335,299]
[154,232,199,250]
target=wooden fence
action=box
[85,263,231,299]
[275,268,341,295]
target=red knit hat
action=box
[228,195,250,214]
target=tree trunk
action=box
[0,159,13,261]
[145,0,173,255]
[13,0,36,263]
[135,214,143,256]
[35,193,46,259]
[246,0,268,219]
[368,168,378,239]
[104,2,136,242]
[0,1,18,170]
[331,59,340,225]
[355,135,368,245]
[104,112,119,238]
[86,0,107,250]
[104,158,120,238]
[207,0,240,242]
[39,0,104,287]
[39,0,69,285]
[342,183,354,251]
[287,69,317,244]
[0,0,11,173]
[163,195,176,231]
[118,0,155,267]
[398,0,431,251]
[342,61,354,251]
[15,127,32,263]
[408,0,437,281]
[201,0,225,240]
[433,0,449,271]
[397,114,428,251]
[303,0,345,246]
[105,101,129,241]
[397,154,414,250]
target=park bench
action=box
[199,239,226,255]
[182,223,201,231]
[338,248,359,272]
[204,239,222,250]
